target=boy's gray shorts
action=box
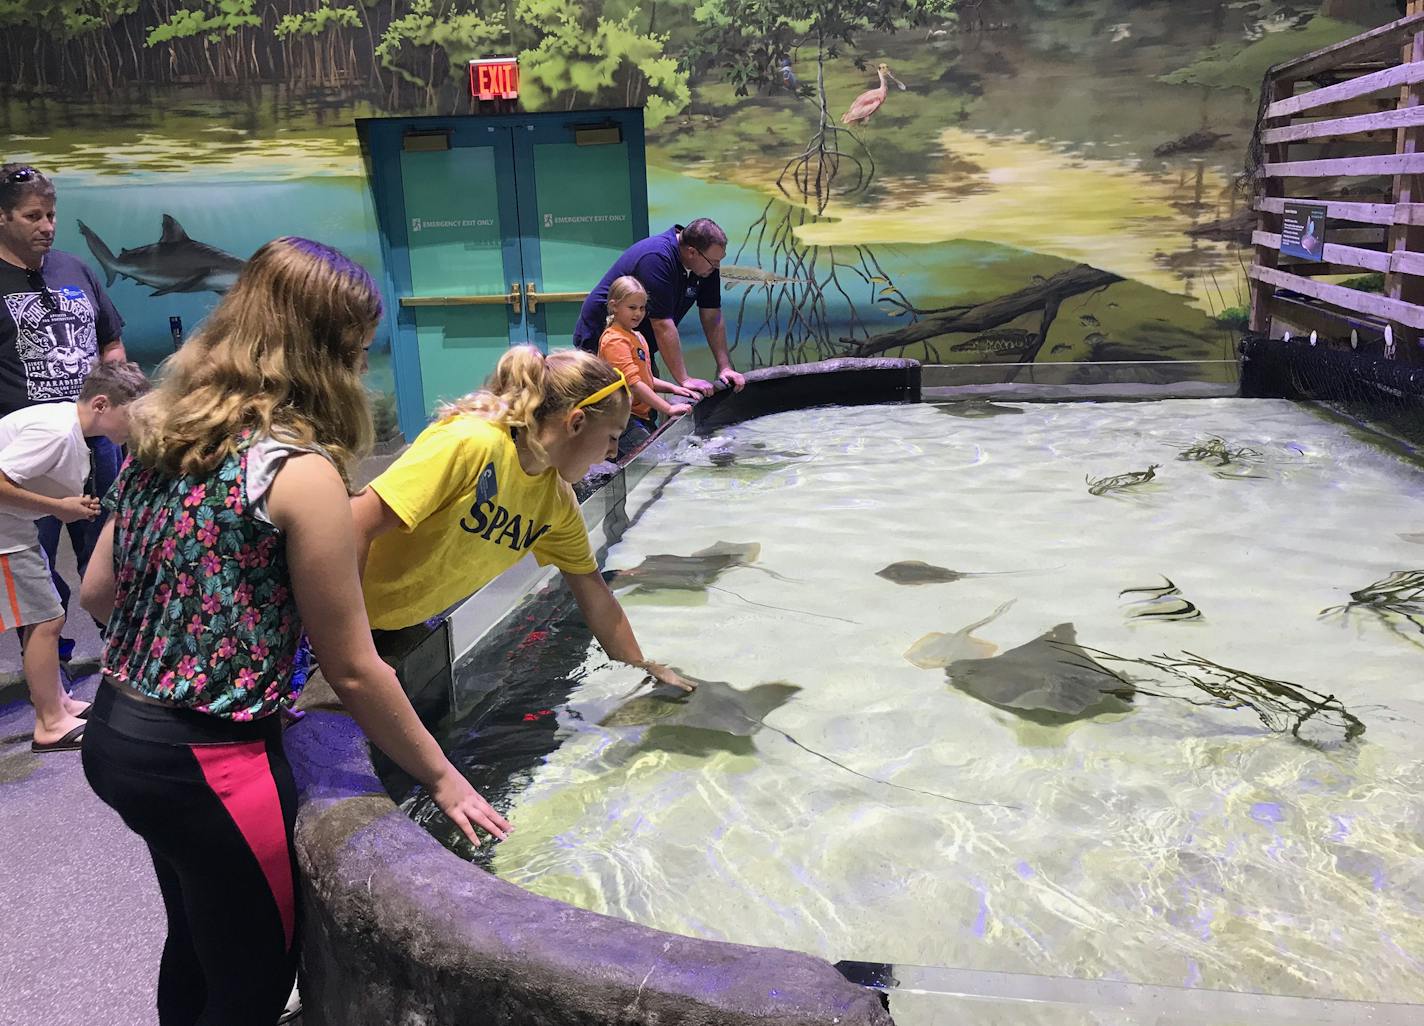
[0,546,64,632]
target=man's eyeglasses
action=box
[692,247,721,272]
[26,269,57,315]
[3,167,39,185]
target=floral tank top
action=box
[101,439,304,720]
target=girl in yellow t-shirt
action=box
[351,345,692,691]
[598,275,700,457]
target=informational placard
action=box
[1281,201,1327,261]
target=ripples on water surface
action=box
[436,399,1424,1015]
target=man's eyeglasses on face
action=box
[693,247,721,272]
[26,269,57,315]
[3,167,39,185]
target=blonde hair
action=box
[130,237,380,488]
[439,346,629,462]
[605,274,647,327]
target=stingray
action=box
[904,600,1015,669]
[945,623,1135,724]
[877,561,1025,586]
[1401,532,1424,547]
[611,541,784,592]
[612,542,854,623]
[932,400,1024,419]
[599,679,1013,809]
[600,679,800,738]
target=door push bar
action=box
[524,282,589,315]
[399,281,590,316]
[399,282,524,313]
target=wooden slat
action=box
[1263,152,1424,177]
[1390,248,1424,275]
[1248,264,1424,327]
[1255,197,1394,224]
[1263,105,1424,143]
[1252,231,1391,273]
[1269,11,1424,80]
[1267,61,1424,119]
[1254,198,1424,225]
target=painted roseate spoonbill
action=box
[841,63,906,125]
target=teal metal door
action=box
[358,110,647,439]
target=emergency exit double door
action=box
[358,109,648,436]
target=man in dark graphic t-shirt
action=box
[0,164,126,654]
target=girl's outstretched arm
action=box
[561,569,694,691]
[272,453,511,843]
[79,518,117,624]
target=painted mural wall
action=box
[1,0,1405,436]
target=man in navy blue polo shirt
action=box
[572,218,745,396]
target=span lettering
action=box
[460,498,552,552]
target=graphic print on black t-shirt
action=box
[3,284,98,403]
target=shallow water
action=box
[438,399,1424,1015]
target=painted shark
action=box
[77,215,246,296]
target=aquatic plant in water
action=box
[1320,570,1424,641]
[1086,464,1160,496]
[1177,436,1262,467]
[1077,647,1365,745]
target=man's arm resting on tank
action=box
[561,570,695,692]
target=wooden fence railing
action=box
[1248,2,1424,361]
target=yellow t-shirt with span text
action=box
[362,415,596,630]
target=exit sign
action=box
[470,58,519,101]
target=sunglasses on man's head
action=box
[3,167,39,185]
[26,268,57,314]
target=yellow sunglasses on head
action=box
[575,369,630,409]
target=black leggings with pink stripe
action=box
[82,682,299,1026]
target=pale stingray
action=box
[1401,532,1424,547]
[904,601,1016,669]
[946,623,1135,724]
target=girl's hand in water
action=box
[642,661,697,692]
[431,769,512,843]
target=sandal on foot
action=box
[31,723,85,753]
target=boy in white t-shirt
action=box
[0,361,148,752]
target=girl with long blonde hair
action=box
[79,237,507,1026]
[598,275,699,457]
[352,344,691,691]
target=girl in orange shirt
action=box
[598,275,699,457]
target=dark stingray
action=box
[946,623,1135,724]
[611,541,784,593]
[600,679,1014,809]
[877,560,1020,586]
[932,400,1024,419]
[599,679,801,757]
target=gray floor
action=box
[0,538,164,1026]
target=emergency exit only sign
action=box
[469,57,520,100]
